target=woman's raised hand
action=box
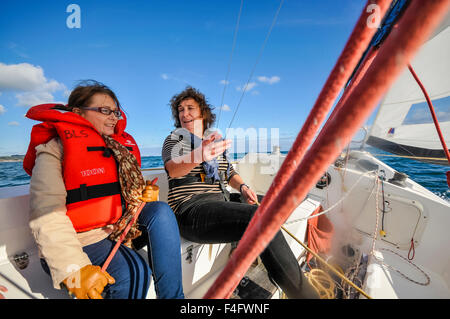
[200,132,231,162]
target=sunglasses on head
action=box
[82,106,122,118]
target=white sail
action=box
[366,13,450,165]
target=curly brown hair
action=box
[169,86,216,132]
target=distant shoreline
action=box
[0,151,290,164]
[0,155,24,163]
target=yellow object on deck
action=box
[141,178,159,202]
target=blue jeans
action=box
[42,201,184,299]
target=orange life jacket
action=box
[23,104,141,232]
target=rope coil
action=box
[373,248,431,286]
[305,269,336,299]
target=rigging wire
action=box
[379,170,387,237]
[226,0,284,134]
[216,0,244,129]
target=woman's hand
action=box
[200,132,231,162]
[241,185,258,205]
[63,265,115,299]
[165,131,231,178]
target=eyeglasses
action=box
[82,107,122,118]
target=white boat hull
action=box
[1,151,449,299]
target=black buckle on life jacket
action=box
[87,146,113,157]
[79,184,88,201]
[87,146,133,158]
[103,148,113,157]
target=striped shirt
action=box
[162,132,237,214]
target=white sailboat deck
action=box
[1,151,450,299]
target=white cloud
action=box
[0,63,46,91]
[220,104,231,111]
[257,75,280,85]
[8,121,20,126]
[236,82,257,92]
[220,80,229,85]
[0,105,5,115]
[161,73,169,80]
[16,91,55,107]
[0,63,67,107]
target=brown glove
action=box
[63,265,115,299]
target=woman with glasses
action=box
[23,80,184,299]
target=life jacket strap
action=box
[66,181,121,204]
[87,146,134,158]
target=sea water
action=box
[1,151,448,202]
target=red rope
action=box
[244,0,390,245]
[101,201,146,272]
[407,63,450,187]
[203,0,450,299]
[315,46,378,143]
[205,0,390,299]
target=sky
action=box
[0,0,369,156]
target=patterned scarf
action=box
[102,135,145,247]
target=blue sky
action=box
[0,0,368,156]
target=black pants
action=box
[176,192,319,299]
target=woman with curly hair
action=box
[162,86,318,299]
